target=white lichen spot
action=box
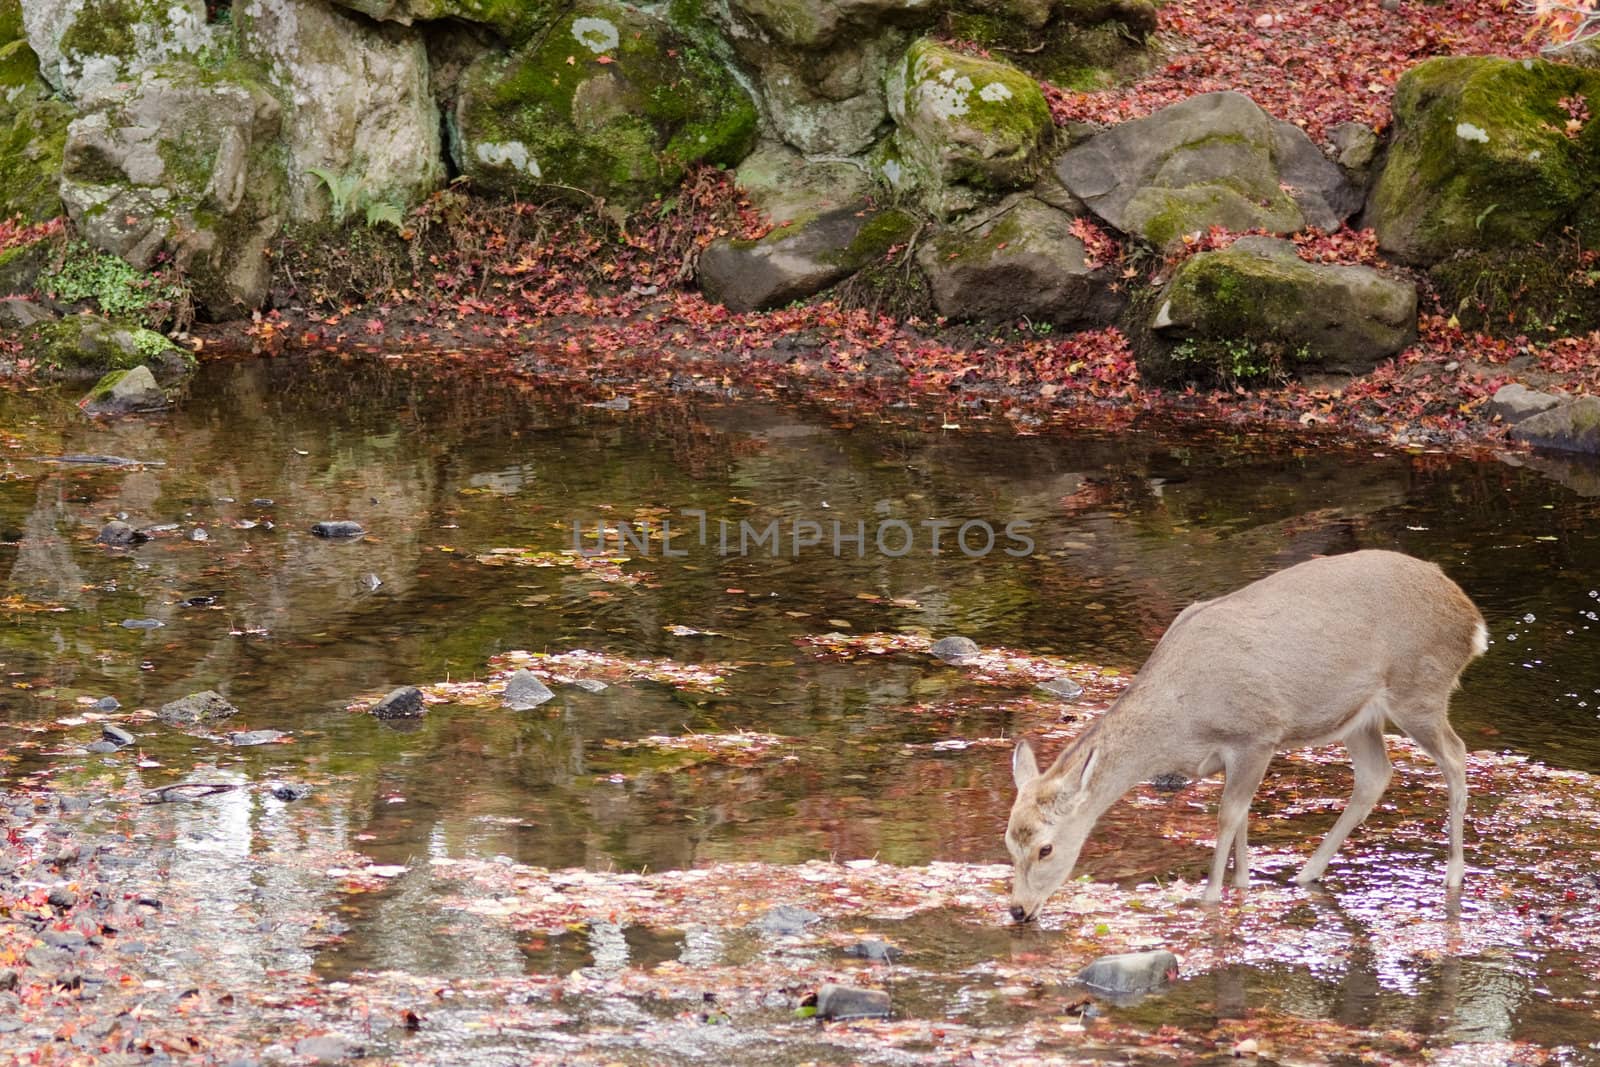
[978,82,1013,103]
[476,141,542,178]
[925,71,976,120]
[572,17,620,54]
[881,158,904,186]
[1455,122,1489,143]
[1530,149,1543,161]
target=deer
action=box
[1005,549,1486,921]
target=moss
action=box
[59,1,140,58]
[1371,56,1600,262]
[938,9,1147,87]
[837,208,919,265]
[457,1,756,204]
[1129,183,1300,249]
[0,90,71,223]
[0,0,22,45]
[1430,243,1600,338]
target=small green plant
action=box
[1171,336,1281,384]
[41,243,190,329]
[309,168,410,232]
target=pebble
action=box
[91,696,121,712]
[120,618,164,630]
[370,686,425,720]
[311,521,365,539]
[930,635,981,663]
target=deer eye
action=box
[1038,844,1053,859]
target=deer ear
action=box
[1074,748,1100,795]
[1012,739,1040,789]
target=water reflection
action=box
[6,355,1600,1056]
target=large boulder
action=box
[916,196,1123,325]
[1510,396,1600,455]
[1366,57,1600,265]
[0,84,71,224]
[884,40,1053,215]
[59,65,287,318]
[746,34,908,156]
[237,0,443,221]
[454,1,758,206]
[21,0,218,99]
[1144,236,1416,384]
[1056,91,1357,249]
[18,315,189,379]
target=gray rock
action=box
[842,939,904,962]
[917,198,1124,326]
[292,1034,364,1064]
[95,522,142,546]
[571,678,609,693]
[270,782,312,801]
[0,298,54,329]
[120,618,164,630]
[311,521,365,539]
[815,982,892,1020]
[60,67,286,318]
[502,670,555,711]
[227,730,288,747]
[1056,91,1357,249]
[1329,121,1379,174]
[1489,383,1564,426]
[1077,949,1180,994]
[24,0,218,97]
[157,691,240,726]
[0,970,14,992]
[930,635,981,662]
[1146,236,1417,383]
[19,316,188,381]
[1510,396,1600,455]
[46,886,78,909]
[83,741,120,754]
[237,0,443,222]
[753,904,821,935]
[94,695,123,711]
[101,724,135,747]
[699,205,917,313]
[80,366,168,415]
[370,686,425,720]
[1149,772,1190,790]
[1037,676,1085,700]
[885,40,1053,215]
[733,142,876,225]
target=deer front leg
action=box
[1296,720,1391,886]
[1206,750,1272,902]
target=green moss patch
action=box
[456,0,758,205]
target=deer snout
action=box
[1008,903,1034,923]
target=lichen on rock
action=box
[22,0,218,99]
[454,0,758,205]
[885,39,1053,215]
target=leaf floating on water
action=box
[664,624,724,637]
[475,547,643,586]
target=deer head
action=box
[1005,738,1100,923]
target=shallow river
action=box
[4,355,1600,1062]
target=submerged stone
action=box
[1077,949,1179,994]
[753,904,821,935]
[311,521,366,539]
[271,782,313,801]
[1037,676,1085,700]
[95,521,141,546]
[101,724,135,747]
[842,939,904,962]
[227,729,288,746]
[157,690,240,725]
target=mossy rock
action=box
[0,86,71,223]
[454,0,758,205]
[18,315,189,380]
[33,0,218,98]
[1367,56,1600,264]
[1430,242,1600,338]
[886,39,1052,213]
[915,196,1124,325]
[1143,236,1417,385]
[1057,91,1356,250]
[699,203,917,311]
[939,0,1155,86]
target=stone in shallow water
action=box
[157,691,239,725]
[227,730,287,747]
[1037,676,1084,700]
[842,939,904,962]
[1077,949,1180,994]
[95,521,142,546]
[120,618,163,630]
[271,782,312,801]
[815,982,891,1020]
[502,669,554,710]
[311,521,365,538]
[101,724,135,747]
[752,904,821,935]
[370,686,425,719]
[92,696,121,712]
[930,636,980,662]
[83,741,120,754]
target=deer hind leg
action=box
[1206,748,1273,902]
[1395,708,1470,888]
[1296,719,1392,886]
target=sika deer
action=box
[1005,550,1486,920]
